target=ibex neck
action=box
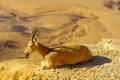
[38,43,51,58]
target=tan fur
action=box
[24,30,92,69]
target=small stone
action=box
[51,68,56,72]
[82,68,86,70]
[74,68,79,71]
[32,75,37,80]
[111,73,114,77]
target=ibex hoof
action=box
[40,66,45,70]
[40,65,52,69]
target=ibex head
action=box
[24,30,39,58]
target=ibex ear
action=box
[33,36,39,43]
[34,36,39,46]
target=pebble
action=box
[111,73,114,77]
[82,68,86,70]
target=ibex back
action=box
[24,30,92,69]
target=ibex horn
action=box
[31,29,38,42]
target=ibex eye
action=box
[30,45,33,47]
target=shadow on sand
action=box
[57,56,112,69]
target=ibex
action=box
[24,30,92,69]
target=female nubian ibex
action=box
[24,30,92,69]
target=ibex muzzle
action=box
[24,30,39,58]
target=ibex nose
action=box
[25,54,29,58]
[23,52,29,58]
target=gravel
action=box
[33,39,120,80]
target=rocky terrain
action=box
[33,39,120,80]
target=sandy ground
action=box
[0,0,120,80]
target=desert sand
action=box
[0,0,120,80]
